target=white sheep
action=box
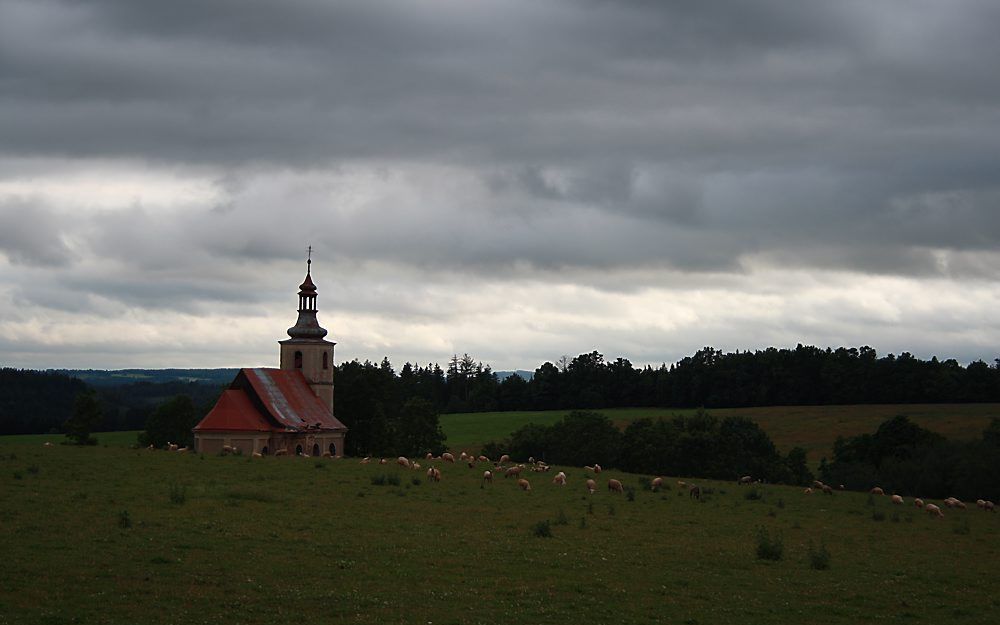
[651,477,664,492]
[552,472,567,486]
[891,494,904,505]
[517,478,531,491]
[925,503,944,518]
[586,479,597,494]
[442,452,455,463]
[482,470,493,485]
[608,478,623,493]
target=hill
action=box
[440,403,1000,464]
[0,439,996,624]
[56,368,239,387]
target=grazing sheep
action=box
[891,494,904,505]
[360,456,370,464]
[274,448,288,456]
[870,487,884,495]
[322,452,333,458]
[517,478,531,491]
[221,445,235,455]
[442,452,455,463]
[812,480,825,489]
[378,458,388,465]
[804,488,813,495]
[499,454,510,464]
[252,452,263,458]
[168,443,178,452]
[176,447,187,453]
[677,480,686,488]
[586,479,597,494]
[43,442,54,447]
[651,477,664,492]
[738,475,753,485]
[412,462,421,470]
[838,484,845,490]
[482,470,493,485]
[426,452,434,460]
[594,464,602,474]
[426,467,442,482]
[552,472,567,486]
[459,452,468,461]
[985,501,995,512]
[914,498,924,508]
[689,484,702,500]
[608,478,624,493]
[976,499,986,509]
[478,455,489,463]
[397,456,411,469]
[822,484,833,495]
[504,466,522,478]
[943,497,966,509]
[925,503,944,518]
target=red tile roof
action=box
[194,389,275,432]
[242,368,346,431]
[194,368,347,433]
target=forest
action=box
[2,344,998,438]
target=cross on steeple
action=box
[307,245,312,272]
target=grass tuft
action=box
[118,510,132,530]
[755,526,783,561]
[168,483,186,505]
[745,487,765,501]
[555,508,569,526]
[532,520,552,538]
[807,541,831,570]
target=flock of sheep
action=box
[802,480,996,518]
[90,442,1000,517]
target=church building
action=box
[193,256,348,456]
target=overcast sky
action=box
[1,0,999,371]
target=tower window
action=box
[294,351,303,369]
[323,352,329,370]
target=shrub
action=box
[745,487,764,501]
[168,483,186,505]
[118,510,132,530]
[807,541,831,570]
[532,520,552,538]
[755,527,783,561]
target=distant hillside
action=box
[495,370,534,382]
[56,369,239,387]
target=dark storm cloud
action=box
[1,0,1000,278]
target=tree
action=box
[138,395,198,448]
[64,390,102,445]
[394,397,446,457]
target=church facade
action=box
[193,258,348,456]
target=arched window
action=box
[329,443,336,457]
[294,351,303,369]
[322,352,329,370]
[312,443,320,457]
[295,444,303,456]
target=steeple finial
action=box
[307,245,312,273]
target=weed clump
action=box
[555,509,570,526]
[314,461,326,469]
[371,474,387,486]
[168,483,186,505]
[532,520,553,538]
[118,510,132,530]
[754,526,783,561]
[387,473,401,486]
[872,510,886,522]
[625,487,636,502]
[745,487,764,501]
[637,477,651,489]
[411,477,422,486]
[579,516,588,529]
[807,541,831,570]
[27,464,39,475]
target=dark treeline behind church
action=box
[2,344,999,440]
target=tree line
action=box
[341,346,1000,416]
[480,409,814,485]
[820,415,1000,501]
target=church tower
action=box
[278,250,335,413]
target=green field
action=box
[441,403,1000,463]
[1,439,997,624]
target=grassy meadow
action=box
[2,436,998,624]
[440,403,1000,463]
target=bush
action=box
[532,520,552,538]
[755,527,783,561]
[168,483,186,505]
[807,541,831,570]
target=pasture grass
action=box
[442,403,1000,463]
[1,438,998,624]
